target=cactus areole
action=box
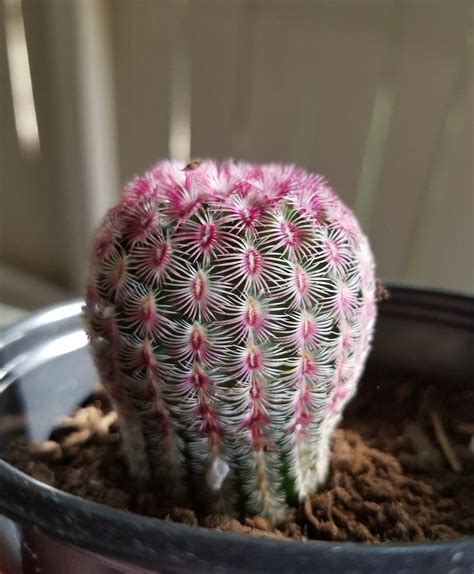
[84,160,377,523]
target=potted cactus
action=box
[0,160,472,573]
[83,160,377,522]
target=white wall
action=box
[0,0,472,308]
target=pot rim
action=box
[0,455,472,552]
[1,282,473,341]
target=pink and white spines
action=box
[84,159,377,522]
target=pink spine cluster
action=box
[84,160,376,521]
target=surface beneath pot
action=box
[4,370,473,544]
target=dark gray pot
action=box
[0,286,472,573]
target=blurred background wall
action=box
[0,0,472,309]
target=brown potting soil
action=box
[4,373,474,544]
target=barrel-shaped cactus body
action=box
[84,160,376,521]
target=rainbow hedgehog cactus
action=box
[84,159,377,523]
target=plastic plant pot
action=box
[0,285,472,574]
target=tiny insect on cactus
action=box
[84,159,377,523]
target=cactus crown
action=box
[84,160,376,522]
